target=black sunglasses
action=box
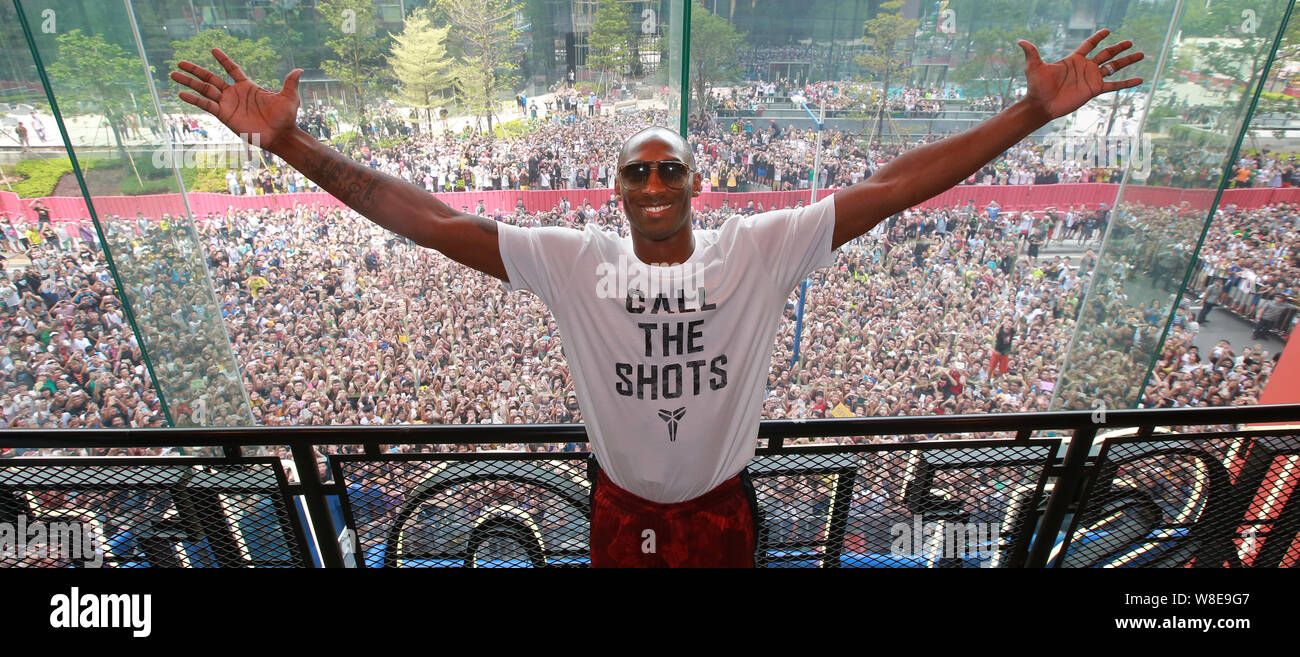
[618,160,694,189]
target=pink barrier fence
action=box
[3,184,1299,225]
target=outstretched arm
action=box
[831,29,1144,249]
[170,49,506,281]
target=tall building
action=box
[527,0,666,83]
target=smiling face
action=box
[615,128,701,258]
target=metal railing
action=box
[2,404,1298,568]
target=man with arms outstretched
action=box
[172,30,1142,567]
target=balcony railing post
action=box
[290,443,345,568]
[1024,424,1098,568]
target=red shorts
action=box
[989,352,1010,375]
[589,469,759,568]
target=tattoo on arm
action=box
[301,148,380,212]
[471,216,498,236]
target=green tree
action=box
[1256,14,1300,122]
[1174,0,1297,134]
[1096,6,1164,136]
[388,7,456,133]
[45,30,151,164]
[951,26,1047,110]
[857,0,917,138]
[587,0,636,95]
[168,30,280,89]
[624,1,648,78]
[688,1,745,115]
[250,0,314,70]
[319,0,386,136]
[444,0,523,132]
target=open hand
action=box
[1018,29,1144,121]
[170,49,304,152]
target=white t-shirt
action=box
[498,194,838,503]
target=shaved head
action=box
[617,126,696,169]
[613,125,701,263]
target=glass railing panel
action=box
[1054,0,1296,413]
[1141,5,1300,410]
[686,0,1190,418]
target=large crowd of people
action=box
[0,212,166,431]
[1228,151,1300,189]
[715,80,973,117]
[0,200,1288,442]
[293,107,1140,200]
[0,108,1293,448]
[1139,201,1298,409]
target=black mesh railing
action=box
[1,404,1298,568]
[1058,431,1300,568]
[332,454,592,568]
[0,459,306,568]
